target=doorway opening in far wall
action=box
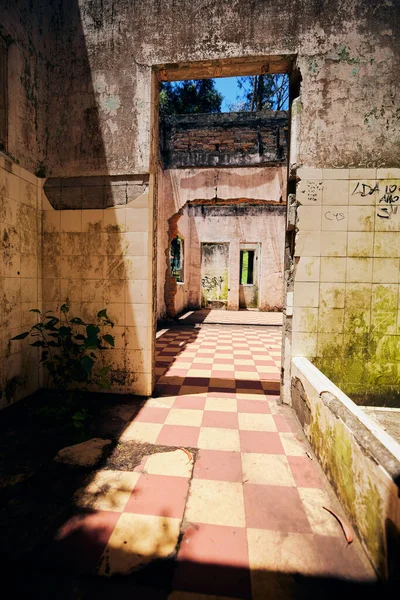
[240,250,255,285]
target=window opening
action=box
[240,250,254,285]
[170,236,184,282]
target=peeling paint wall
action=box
[6,1,398,178]
[41,1,399,177]
[189,204,285,313]
[0,157,42,408]
[291,358,400,580]
[157,166,286,320]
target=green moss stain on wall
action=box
[314,284,400,400]
[363,478,385,576]
[309,407,357,516]
[309,404,385,574]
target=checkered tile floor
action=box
[51,324,374,598]
[155,326,282,396]
[178,309,283,326]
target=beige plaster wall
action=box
[157,166,286,320]
[285,167,400,402]
[41,183,154,396]
[0,156,43,408]
[186,205,286,313]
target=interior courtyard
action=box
[0,0,399,597]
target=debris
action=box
[305,451,314,460]
[242,479,249,484]
[54,438,112,467]
[323,506,354,544]
[179,447,193,463]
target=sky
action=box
[213,77,242,111]
[165,75,289,112]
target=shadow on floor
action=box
[1,555,393,600]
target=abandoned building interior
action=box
[157,111,287,319]
[0,0,400,596]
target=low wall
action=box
[291,357,400,580]
[160,111,288,169]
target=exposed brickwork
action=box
[161,112,288,169]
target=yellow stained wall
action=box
[0,156,43,408]
[288,167,400,402]
[41,185,154,397]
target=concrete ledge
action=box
[291,357,400,581]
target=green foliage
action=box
[230,74,289,112]
[11,305,115,390]
[160,79,222,116]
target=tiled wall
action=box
[41,182,154,396]
[291,167,400,399]
[0,156,42,408]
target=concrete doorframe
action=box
[150,55,299,399]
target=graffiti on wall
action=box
[351,181,400,219]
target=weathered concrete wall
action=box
[3,0,400,402]
[161,111,288,169]
[159,166,287,205]
[291,357,400,580]
[188,204,285,312]
[287,167,400,403]
[37,0,398,177]
[42,180,154,396]
[0,155,43,408]
[6,1,398,178]
[157,165,286,320]
[0,1,54,173]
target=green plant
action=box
[11,304,115,390]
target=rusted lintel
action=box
[155,55,294,82]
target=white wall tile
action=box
[320,283,345,308]
[321,206,348,231]
[318,307,344,333]
[348,206,375,232]
[292,307,318,332]
[293,282,319,307]
[347,232,374,257]
[297,206,322,231]
[346,258,373,283]
[295,256,321,282]
[60,210,82,233]
[373,232,400,257]
[372,258,399,284]
[294,231,321,257]
[320,231,347,256]
[322,180,349,205]
[320,257,346,282]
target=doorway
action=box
[239,244,260,309]
[201,243,229,309]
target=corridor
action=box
[51,315,375,598]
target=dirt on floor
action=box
[0,389,178,568]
